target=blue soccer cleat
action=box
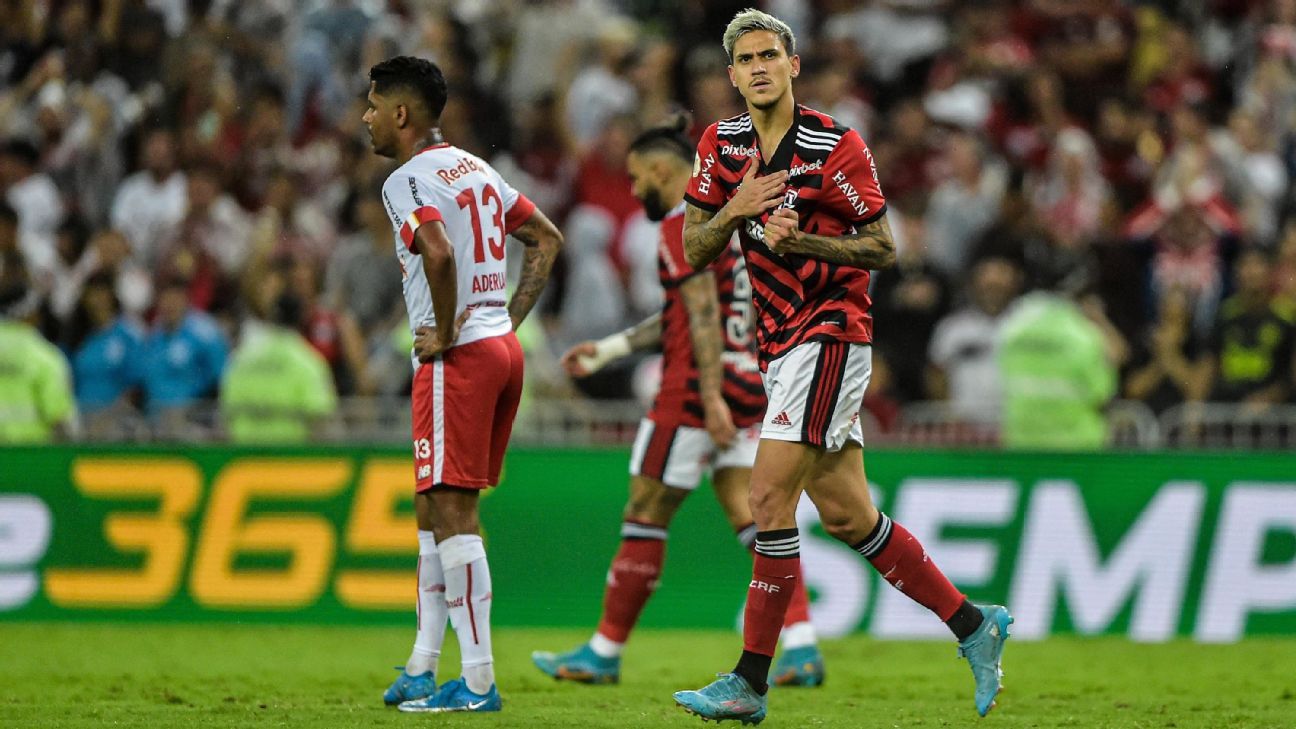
[958,604,1013,716]
[770,644,825,687]
[382,668,435,706]
[531,643,621,684]
[398,677,501,713]
[673,672,767,725]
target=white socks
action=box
[589,632,624,659]
[439,533,495,694]
[406,530,447,676]
[781,620,818,650]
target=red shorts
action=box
[411,332,524,491]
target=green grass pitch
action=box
[1,624,1292,727]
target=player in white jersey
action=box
[363,56,562,714]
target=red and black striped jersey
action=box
[684,105,887,370]
[651,203,765,429]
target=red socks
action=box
[595,521,667,643]
[742,529,801,656]
[738,522,811,628]
[854,513,964,621]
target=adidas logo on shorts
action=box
[770,411,793,427]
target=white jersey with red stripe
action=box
[381,143,536,361]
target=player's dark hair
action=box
[629,113,694,164]
[369,56,448,120]
[0,200,17,226]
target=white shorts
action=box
[629,417,761,490]
[761,341,871,452]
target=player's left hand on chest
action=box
[763,208,800,253]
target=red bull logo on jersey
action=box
[471,272,507,293]
[436,156,485,185]
[832,169,869,218]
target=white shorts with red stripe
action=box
[761,341,871,452]
[411,332,524,491]
[628,417,760,490]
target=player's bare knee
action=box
[427,486,481,539]
[819,509,865,543]
[625,480,686,525]
[748,481,797,528]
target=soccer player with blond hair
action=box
[671,9,1013,724]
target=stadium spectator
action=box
[171,162,253,280]
[220,284,338,444]
[1124,187,1240,337]
[287,254,369,396]
[109,127,186,266]
[798,54,872,139]
[872,99,939,209]
[67,273,142,415]
[1027,128,1112,253]
[564,17,639,153]
[1214,108,1288,246]
[1093,97,1157,211]
[927,254,1024,423]
[46,215,94,323]
[998,272,1121,450]
[325,192,404,334]
[1030,0,1135,113]
[821,0,949,96]
[0,202,24,294]
[684,47,745,141]
[0,138,64,278]
[79,229,153,320]
[871,210,953,402]
[1196,247,1296,406]
[108,3,168,91]
[1123,285,1204,415]
[0,275,76,443]
[925,132,1009,276]
[128,275,227,419]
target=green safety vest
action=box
[0,321,74,443]
[219,324,338,443]
[998,294,1116,450]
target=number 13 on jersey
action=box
[456,184,505,263]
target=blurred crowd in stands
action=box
[2,0,1296,443]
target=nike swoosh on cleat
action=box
[466,699,489,710]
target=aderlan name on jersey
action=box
[472,272,507,293]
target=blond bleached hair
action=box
[722,8,796,62]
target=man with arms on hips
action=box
[672,10,1012,724]
[363,55,562,713]
[531,116,826,689]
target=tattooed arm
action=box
[679,270,736,447]
[765,209,896,270]
[507,208,563,329]
[685,163,788,269]
[683,204,741,270]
